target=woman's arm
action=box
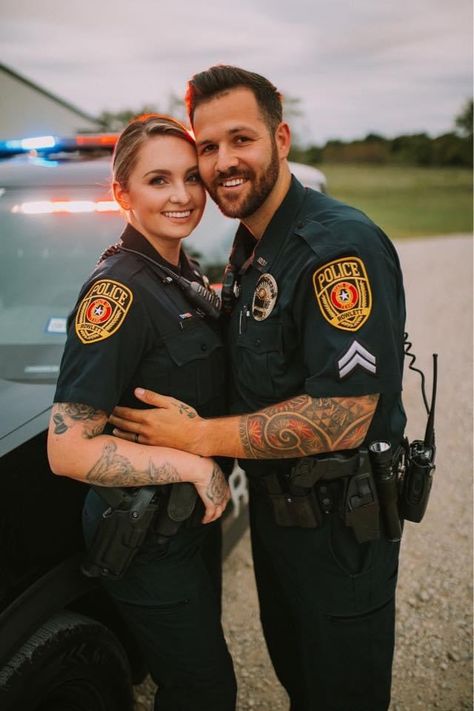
[47,402,229,523]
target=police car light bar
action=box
[11,200,120,215]
[0,134,118,156]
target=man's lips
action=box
[220,177,246,188]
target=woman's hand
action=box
[194,457,230,524]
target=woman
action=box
[47,115,236,710]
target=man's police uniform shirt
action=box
[227,176,407,449]
[54,224,227,418]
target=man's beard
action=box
[206,139,280,219]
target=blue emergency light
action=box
[0,134,118,157]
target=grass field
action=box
[321,163,473,238]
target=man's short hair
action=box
[185,65,283,133]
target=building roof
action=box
[0,62,102,126]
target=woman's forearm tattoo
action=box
[205,463,227,506]
[52,403,105,439]
[239,394,379,458]
[85,441,182,487]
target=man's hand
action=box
[110,388,203,452]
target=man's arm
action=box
[47,402,230,523]
[110,389,379,458]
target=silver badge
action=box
[252,274,278,321]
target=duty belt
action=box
[257,450,382,543]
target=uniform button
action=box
[255,338,262,346]
[201,343,208,351]
[296,221,304,229]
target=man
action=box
[111,65,407,711]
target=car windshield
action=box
[0,186,235,383]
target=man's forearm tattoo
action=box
[52,403,105,439]
[86,441,182,487]
[205,463,227,506]
[239,394,379,458]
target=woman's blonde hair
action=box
[112,114,194,188]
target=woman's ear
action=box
[113,181,130,211]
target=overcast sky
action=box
[2,0,472,144]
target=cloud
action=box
[1,0,472,141]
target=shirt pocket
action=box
[161,319,227,407]
[235,319,284,400]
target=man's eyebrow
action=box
[196,126,258,147]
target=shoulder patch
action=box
[75,279,133,344]
[312,257,372,331]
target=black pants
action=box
[249,485,400,711]
[83,490,236,711]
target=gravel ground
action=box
[134,234,473,711]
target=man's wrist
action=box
[190,418,213,457]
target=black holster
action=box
[263,450,381,543]
[81,486,159,580]
[81,483,198,580]
[267,484,322,528]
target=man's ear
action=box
[113,181,130,211]
[275,122,291,160]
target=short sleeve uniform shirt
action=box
[54,225,227,419]
[227,177,406,453]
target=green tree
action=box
[455,99,473,138]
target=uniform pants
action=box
[249,486,400,711]
[83,491,236,711]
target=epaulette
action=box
[97,242,122,264]
[294,220,338,261]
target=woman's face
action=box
[114,134,206,249]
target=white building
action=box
[0,63,102,140]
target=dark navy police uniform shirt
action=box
[227,176,407,466]
[55,224,227,420]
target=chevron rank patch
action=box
[75,279,133,344]
[312,257,372,331]
[337,340,376,379]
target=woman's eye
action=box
[149,176,166,185]
[187,173,201,184]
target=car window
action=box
[0,187,122,382]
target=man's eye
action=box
[235,136,251,145]
[200,144,216,155]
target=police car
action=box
[0,133,326,710]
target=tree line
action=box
[98,98,473,169]
[289,100,473,168]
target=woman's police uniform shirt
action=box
[227,176,407,463]
[54,224,227,420]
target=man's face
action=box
[193,87,280,219]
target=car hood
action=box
[0,378,55,456]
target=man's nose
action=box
[215,146,239,174]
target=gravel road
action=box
[134,234,473,711]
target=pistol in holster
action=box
[264,450,382,543]
[81,482,197,580]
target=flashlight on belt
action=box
[369,441,402,542]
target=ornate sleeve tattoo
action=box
[52,403,106,439]
[86,441,182,487]
[238,394,379,458]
